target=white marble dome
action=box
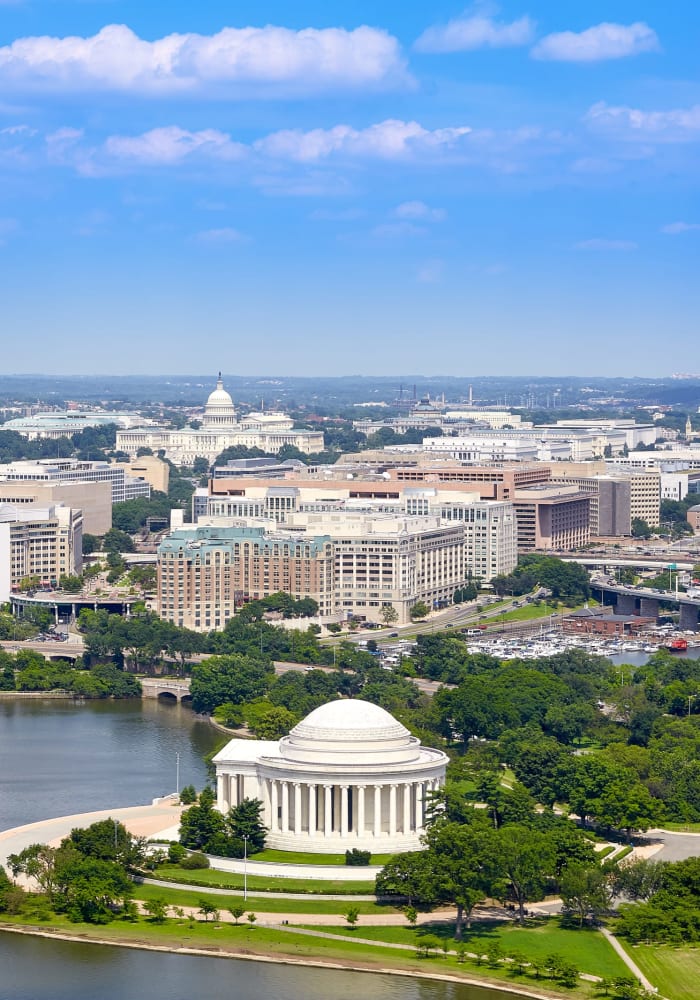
[214,697,448,853]
[280,698,417,765]
[205,376,234,409]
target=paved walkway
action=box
[0,803,183,869]
[644,829,700,862]
[599,927,657,993]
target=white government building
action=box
[116,375,325,465]
[213,699,448,853]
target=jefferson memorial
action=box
[213,699,448,853]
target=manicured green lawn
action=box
[657,821,700,833]
[252,849,393,866]
[150,865,376,895]
[619,941,700,1000]
[0,914,608,997]
[307,919,629,979]
[134,882,391,915]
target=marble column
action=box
[340,785,349,837]
[324,784,333,835]
[217,773,227,812]
[374,785,382,837]
[308,783,317,835]
[281,780,290,833]
[357,785,365,837]
[294,782,302,836]
[415,781,424,831]
[389,784,397,836]
[403,782,412,833]
[270,779,279,833]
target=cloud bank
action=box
[532,22,659,62]
[0,23,408,95]
[415,10,534,53]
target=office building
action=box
[0,503,83,601]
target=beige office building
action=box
[513,485,591,552]
[0,503,83,601]
[0,479,111,536]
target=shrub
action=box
[181,851,210,870]
[345,848,372,866]
[168,842,187,864]
[179,785,197,805]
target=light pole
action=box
[243,834,249,902]
[688,695,696,717]
[175,752,180,797]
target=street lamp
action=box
[242,834,249,902]
[175,752,180,798]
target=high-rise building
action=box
[0,503,83,601]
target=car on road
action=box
[389,632,398,637]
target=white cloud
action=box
[574,238,638,251]
[254,119,471,162]
[103,126,245,165]
[0,23,408,95]
[371,221,426,239]
[395,200,446,221]
[585,102,700,142]
[0,123,36,136]
[532,22,659,62]
[415,8,534,53]
[662,222,700,235]
[195,227,246,244]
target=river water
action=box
[0,698,512,1000]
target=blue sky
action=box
[0,1,698,377]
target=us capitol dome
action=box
[213,698,447,852]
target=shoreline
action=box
[0,923,574,1000]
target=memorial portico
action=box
[213,699,447,853]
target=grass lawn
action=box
[657,821,700,833]
[134,882,392,915]
[252,849,393,866]
[150,865,376,895]
[0,914,610,997]
[619,941,700,1000]
[307,919,629,980]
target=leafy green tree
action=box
[426,820,498,938]
[229,903,246,924]
[179,793,226,852]
[559,861,612,927]
[227,798,267,852]
[495,825,557,924]
[103,528,136,554]
[344,906,359,929]
[144,898,169,923]
[410,601,430,620]
[380,605,399,626]
[189,655,274,714]
[179,785,197,805]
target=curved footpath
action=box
[0,804,676,995]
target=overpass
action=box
[564,556,694,571]
[591,581,700,631]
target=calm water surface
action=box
[0,698,221,831]
[0,699,514,1000]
